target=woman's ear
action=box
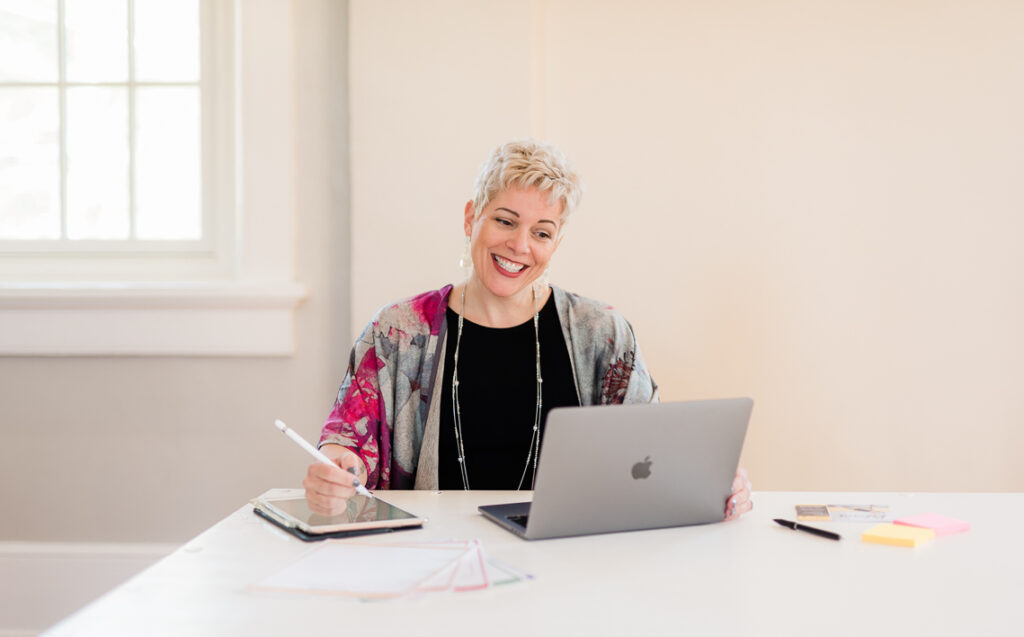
[463,200,475,236]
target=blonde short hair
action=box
[471,140,582,230]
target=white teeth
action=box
[494,255,526,273]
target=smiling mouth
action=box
[493,254,527,274]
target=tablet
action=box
[252,495,424,537]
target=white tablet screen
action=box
[261,495,421,533]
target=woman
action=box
[303,140,753,518]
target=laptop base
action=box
[478,502,532,539]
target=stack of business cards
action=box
[796,504,892,522]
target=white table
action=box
[46,491,1024,636]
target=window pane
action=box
[135,87,200,240]
[0,0,57,82]
[66,87,129,240]
[133,0,198,82]
[64,0,127,83]
[0,87,59,239]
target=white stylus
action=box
[273,419,373,498]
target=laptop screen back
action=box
[522,398,752,540]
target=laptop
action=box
[478,398,752,540]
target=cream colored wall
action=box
[350,0,1024,491]
[0,0,350,542]
[1,1,1019,548]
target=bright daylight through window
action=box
[0,0,305,356]
[0,0,202,246]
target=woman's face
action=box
[464,186,563,301]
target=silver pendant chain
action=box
[451,284,543,490]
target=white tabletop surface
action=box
[46,490,1024,636]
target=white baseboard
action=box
[0,542,177,636]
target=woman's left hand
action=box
[724,467,752,520]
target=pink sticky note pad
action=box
[894,513,970,536]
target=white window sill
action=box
[0,281,307,356]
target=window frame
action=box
[0,0,307,356]
[0,0,231,270]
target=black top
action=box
[438,295,580,490]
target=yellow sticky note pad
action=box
[862,523,935,547]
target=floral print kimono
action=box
[318,284,659,489]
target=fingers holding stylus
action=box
[336,451,364,479]
[303,460,357,515]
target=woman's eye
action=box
[536,231,551,240]
[496,218,513,227]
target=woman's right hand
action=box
[302,449,364,516]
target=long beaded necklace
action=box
[451,283,543,490]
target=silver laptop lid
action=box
[524,398,752,540]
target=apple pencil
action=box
[273,419,373,498]
[774,518,840,541]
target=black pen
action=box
[774,518,841,541]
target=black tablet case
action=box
[253,506,422,542]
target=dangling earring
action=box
[533,267,551,296]
[458,236,472,275]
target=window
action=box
[0,0,218,250]
[0,0,306,355]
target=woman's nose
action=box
[507,229,530,254]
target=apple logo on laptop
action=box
[631,456,652,480]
